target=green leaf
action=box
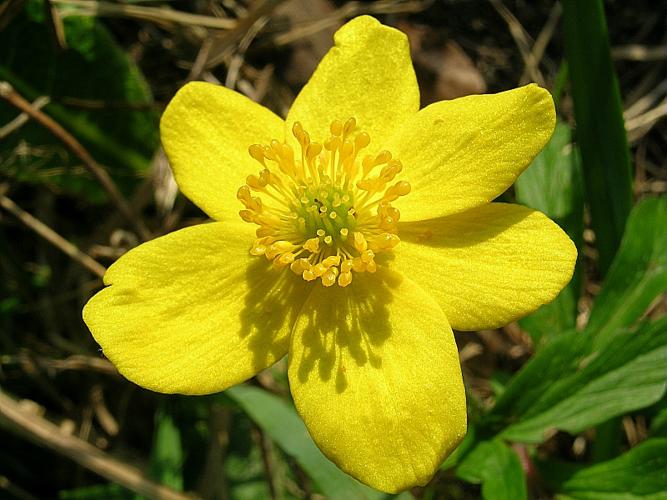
[550,438,667,499]
[498,318,667,443]
[149,406,184,491]
[487,330,590,428]
[58,483,133,500]
[515,123,583,224]
[586,197,667,347]
[226,385,388,500]
[456,439,527,500]
[0,0,158,202]
[515,122,584,345]
[562,0,633,275]
[649,402,667,437]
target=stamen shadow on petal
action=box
[398,203,531,248]
[292,268,400,393]
[239,259,312,373]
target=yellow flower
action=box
[83,16,576,493]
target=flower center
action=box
[237,117,410,287]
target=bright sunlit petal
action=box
[84,221,311,394]
[161,82,285,221]
[385,84,556,221]
[286,16,419,153]
[394,203,577,331]
[288,270,466,492]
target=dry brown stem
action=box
[0,192,107,279]
[0,391,198,500]
[0,81,151,241]
[53,0,235,30]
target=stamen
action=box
[238,118,411,287]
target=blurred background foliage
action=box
[1,0,666,499]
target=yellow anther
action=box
[246,173,267,190]
[313,263,327,277]
[380,180,411,202]
[324,136,341,152]
[378,203,400,222]
[259,168,274,185]
[240,118,409,287]
[369,233,400,251]
[292,122,310,147]
[271,240,297,253]
[290,258,310,275]
[330,119,343,137]
[272,253,294,269]
[351,257,366,272]
[237,185,262,211]
[262,145,277,161]
[356,178,378,193]
[248,144,266,165]
[360,249,375,264]
[343,117,356,135]
[353,232,368,252]
[303,269,317,281]
[250,243,266,256]
[322,255,341,267]
[256,212,281,227]
[266,240,296,259]
[362,155,376,175]
[340,139,354,158]
[239,210,256,223]
[375,150,392,164]
[306,142,322,162]
[303,237,320,253]
[280,143,294,161]
[355,132,370,150]
[338,271,353,287]
[380,160,402,182]
[321,268,338,287]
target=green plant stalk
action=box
[562,0,633,276]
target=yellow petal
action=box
[288,270,466,493]
[394,203,577,331]
[161,82,284,221]
[386,85,556,221]
[83,222,310,395]
[286,16,419,149]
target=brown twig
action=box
[489,0,545,86]
[271,0,433,47]
[44,0,68,50]
[0,81,151,241]
[0,391,198,500]
[204,0,287,69]
[253,425,279,500]
[612,44,667,61]
[225,16,269,89]
[0,192,107,279]
[0,96,50,139]
[519,2,561,85]
[0,352,118,376]
[0,0,27,31]
[52,0,235,30]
